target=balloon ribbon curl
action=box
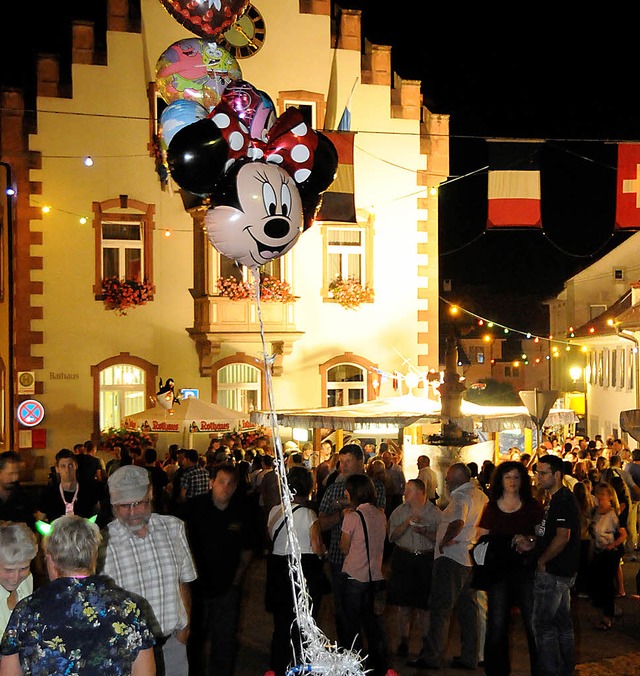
[251,269,366,676]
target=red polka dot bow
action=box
[208,102,319,184]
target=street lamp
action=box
[569,366,583,384]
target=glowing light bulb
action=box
[6,187,15,196]
[83,156,94,167]
[42,206,51,214]
[79,217,87,225]
[164,229,172,238]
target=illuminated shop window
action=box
[99,364,146,431]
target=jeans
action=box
[532,570,576,676]
[341,576,388,676]
[421,556,480,668]
[484,571,537,676]
[188,586,241,676]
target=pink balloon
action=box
[219,79,276,140]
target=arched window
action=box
[212,354,265,414]
[319,353,378,407]
[327,363,366,407]
[91,354,157,436]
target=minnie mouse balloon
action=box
[205,160,304,268]
[155,38,242,110]
[220,80,276,140]
[157,0,250,39]
[167,101,338,269]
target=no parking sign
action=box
[16,399,45,427]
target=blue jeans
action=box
[484,570,537,676]
[532,570,576,676]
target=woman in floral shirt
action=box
[0,515,155,675]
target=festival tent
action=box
[250,394,578,433]
[124,396,254,442]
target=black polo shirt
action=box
[537,486,580,577]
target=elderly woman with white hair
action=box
[0,523,37,638]
[0,515,155,675]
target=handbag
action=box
[356,509,386,615]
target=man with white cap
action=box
[99,464,197,676]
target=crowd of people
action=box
[0,430,637,674]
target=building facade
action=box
[0,0,448,478]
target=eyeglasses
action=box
[536,470,553,476]
[115,499,150,511]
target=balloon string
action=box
[250,269,366,676]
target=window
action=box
[217,363,261,413]
[91,354,158,437]
[327,363,365,407]
[620,349,626,388]
[611,349,617,388]
[93,198,155,297]
[328,228,363,281]
[469,346,485,364]
[277,90,326,129]
[504,366,520,378]
[219,256,282,283]
[321,215,374,298]
[102,220,142,279]
[319,353,378,406]
[589,304,607,320]
[99,365,146,431]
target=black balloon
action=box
[166,118,229,196]
[297,131,339,200]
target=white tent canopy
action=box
[124,397,254,435]
[250,394,578,433]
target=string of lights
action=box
[440,296,590,354]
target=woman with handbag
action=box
[588,481,627,630]
[476,460,544,676]
[340,473,388,676]
[265,466,330,676]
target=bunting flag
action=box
[316,131,356,223]
[615,143,640,230]
[487,141,542,229]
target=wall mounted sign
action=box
[16,399,45,427]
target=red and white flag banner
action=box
[615,143,640,230]
[487,141,542,229]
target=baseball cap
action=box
[108,465,150,505]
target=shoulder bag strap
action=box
[356,509,373,584]
[272,504,303,547]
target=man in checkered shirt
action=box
[100,465,197,676]
[178,448,210,502]
[318,443,386,647]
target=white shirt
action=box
[418,466,438,501]
[0,574,33,636]
[268,504,317,555]
[435,481,488,566]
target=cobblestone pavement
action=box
[235,555,640,676]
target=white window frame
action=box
[101,219,144,280]
[99,364,146,431]
[326,362,366,407]
[217,363,262,413]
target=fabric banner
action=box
[316,131,356,223]
[487,141,542,229]
[615,143,640,230]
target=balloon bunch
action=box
[166,98,337,268]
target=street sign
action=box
[17,371,35,395]
[16,399,45,427]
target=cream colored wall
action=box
[31,29,208,451]
[29,0,440,450]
